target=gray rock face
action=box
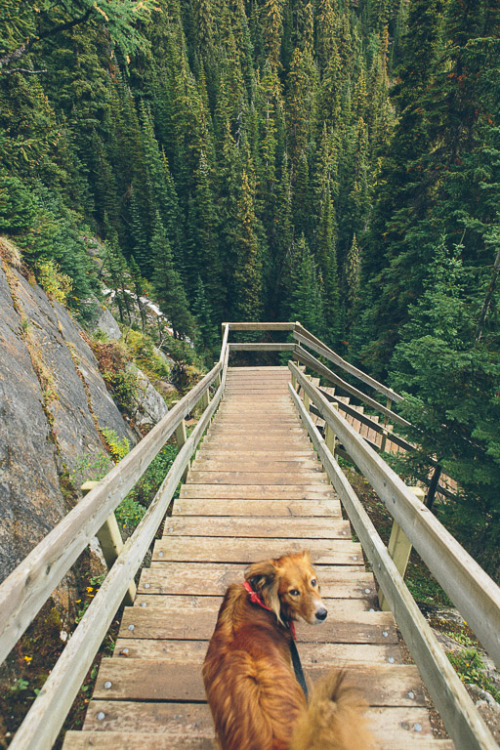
[0,263,137,585]
[129,364,168,429]
[90,302,122,341]
[0,266,67,579]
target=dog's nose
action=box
[316,607,328,621]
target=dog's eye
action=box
[289,589,300,597]
[311,579,317,587]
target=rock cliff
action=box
[0,254,139,586]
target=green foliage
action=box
[34,260,72,304]
[92,340,139,415]
[101,427,130,462]
[447,648,500,703]
[72,429,178,537]
[1,0,498,586]
[389,245,500,575]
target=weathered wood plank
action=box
[64,730,455,750]
[179,484,335,499]
[93,662,419,703]
[111,639,400,665]
[81,701,446,742]
[151,537,363,564]
[63,733,215,750]
[162,517,349,537]
[186,470,327,485]
[118,609,396,643]
[129,595,376,616]
[138,564,376,597]
[171,499,342,517]
[191,458,321,471]
[196,449,316,458]
[203,436,309,447]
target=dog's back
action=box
[203,583,306,750]
[203,553,376,750]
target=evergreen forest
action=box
[1,0,499,576]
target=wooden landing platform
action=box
[64,367,454,749]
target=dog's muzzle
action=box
[315,602,328,622]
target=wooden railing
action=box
[2,321,500,750]
[225,323,500,750]
[0,331,231,750]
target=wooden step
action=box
[171,498,342,517]
[138,564,376,597]
[91,662,419,703]
[179,484,335,499]
[161,517,350,537]
[151,537,363,565]
[116,610,398,644]
[186,470,328,485]
[111,639,401,666]
[65,726,455,750]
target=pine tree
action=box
[290,234,325,335]
[316,181,340,343]
[263,0,284,71]
[233,169,263,321]
[150,213,195,338]
[390,244,500,575]
[192,275,218,354]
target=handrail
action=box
[9,377,226,750]
[0,360,222,667]
[294,344,411,428]
[294,323,402,402]
[289,381,497,750]
[318,387,415,452]
[289,361,500,669]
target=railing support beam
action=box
[81,482,136,606]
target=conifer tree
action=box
[233,169,263,321]
[316,181,340,342]
[150,212,195,338]
[290,234,325,335]
[192,275,218,354]
[390,244,500,574]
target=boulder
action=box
[128,364,168,429]
[90,302,122,341]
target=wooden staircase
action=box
[63,367,454,749]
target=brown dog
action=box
[202,551,376,750]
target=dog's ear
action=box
[245,560,283,624]
[300,550,311,565]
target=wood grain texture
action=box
[138,563,377,597]
[171,498,342,517]
[161,517,349,537]
[151,537,363,564]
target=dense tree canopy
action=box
[1,0,499,573]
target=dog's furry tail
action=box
[290,670,377,750]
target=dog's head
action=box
[245,551,327,626]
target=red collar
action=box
[243,581,296,639]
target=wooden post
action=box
[81,481,136,606]
[325,423,336,457]
[303,377,311,411]
[175,420,190,480]
[200,388,211,411]
[379,485,425,611]
[381,397,392,452]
